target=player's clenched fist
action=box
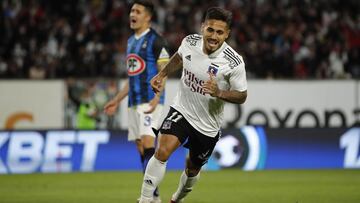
[203,72,220,97]
[150,73,166,93]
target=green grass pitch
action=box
[0,169,359,203]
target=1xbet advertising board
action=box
[0,128,359,174]
[0,130,186,174]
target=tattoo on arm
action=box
[160,53,183,76]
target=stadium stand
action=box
[0,0,359,79]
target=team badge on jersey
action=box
[142,40,148,49]
[207,63,219,76]
[127,54,146,76]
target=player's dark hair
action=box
[133,0,154,16]
[204,7,232,28]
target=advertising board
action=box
[0,81,64,129]
[118,80,359,129]
[1,128,358,174]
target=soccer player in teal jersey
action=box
[104,1,169,202]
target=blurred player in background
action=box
[104,1,169,202]
[138,7,247,203]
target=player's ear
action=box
[201,23,205,33]
[225,28,230,39]
[145,14,152,22]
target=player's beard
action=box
[204,38,221,54]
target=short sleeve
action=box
[229,61,247,92]
[153,36,170,63]
[177,37,187,58]
[178,34,202,58]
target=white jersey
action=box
[172,34,247,137]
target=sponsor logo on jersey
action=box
[183,68,206,95]
[185,55,191,61]
[127,54,146,76]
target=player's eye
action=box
[131,9,140,14]
[207,27,214,33]
[217,30,224,35]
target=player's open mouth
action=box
[131,19,137,24]
[207,39,218,47]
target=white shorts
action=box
[127,103,164,141]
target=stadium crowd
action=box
[0,0,359,79]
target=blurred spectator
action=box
[0,0,359,79]
[75,83,99,130]
[65,79,119,129]
[29,64,46,79]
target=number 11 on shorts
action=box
[167,112,183,122]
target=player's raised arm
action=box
[150,52,182,93]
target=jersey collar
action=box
[134,28,150,39]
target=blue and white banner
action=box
[0,130,186,174]
[0,128,359,174]
[208,127,360,170]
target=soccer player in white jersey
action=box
[138,7,247,203]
